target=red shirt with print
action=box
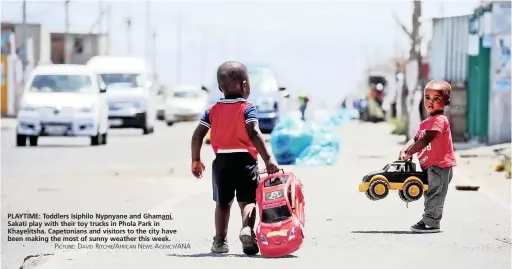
[414,114,457,169]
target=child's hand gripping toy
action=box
[358,160,428,203]
[256,169,305,258]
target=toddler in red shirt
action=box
[399,80,457,233]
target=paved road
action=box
[1,118,511,269]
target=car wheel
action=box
[16,134,27,147]
[402,180,424,202]
[368,179,389,200]
[101,133,107,145]
[142,118,154,135]
[90,133,102,146]
[166,121,174,126]
[142,126,153,135]
[29,136,38,146]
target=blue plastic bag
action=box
[295,128,341,166]
[270,115,313,164]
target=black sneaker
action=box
[239,226,259,255]
[211,236,229,253]
[410,222,440,233]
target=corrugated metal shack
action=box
[467,1,511,145]
[488,2,511,144]
[427,14,472,142]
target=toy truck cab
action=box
[358,160,428,202]
[256,172,305,257]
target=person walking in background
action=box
[298,91,309,121]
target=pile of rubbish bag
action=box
[270,108,352,166]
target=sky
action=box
[1,0,481,107]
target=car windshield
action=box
[261,205,292,223]
[29,74,94,93]
[386,163,405,172]
[173,91,201,98]
[100,73,143,89]
[248,71,278,94]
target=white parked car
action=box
[16,64,109,146]
[86,56,156,135]
[164,85,208,126]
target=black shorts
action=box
[212,152,259,205]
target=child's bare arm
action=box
[401,138,417,152]
[245,122,273,162]
[406,131,438,156]
[191,125,209,161]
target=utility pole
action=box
[65,0,70,34]
[65,0,71,63]
[126,17,132,54]
[145,2,150,62]
[106,3,111,55]
[410,0,421,60]
[152,31,157,82]
[19,0,28,114]
[176,13,182,85]
[98,0,103,55]
[21,0,27,73]
[391,0,423,139]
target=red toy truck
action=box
[256,170,305,258]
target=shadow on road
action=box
[351,230,426,235]
[108,132,148,137]
[24,144,92,148]
[166,253,298,259]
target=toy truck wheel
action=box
[368,179,389,200]
[365,190,378,201]
[402,181,424,202]
[398,190,409,202]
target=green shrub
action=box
[391,116,407,136]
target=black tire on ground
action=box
[101,133,107,145]
[29,136,38,146]
[16,134,27,147]
[368,179,390,200]
[402,181,424,202]
[143,126,154,135]
[90,133,102,146]
[166,121,174,126]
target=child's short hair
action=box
[216,61,248,92]
[425,80,452,105]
